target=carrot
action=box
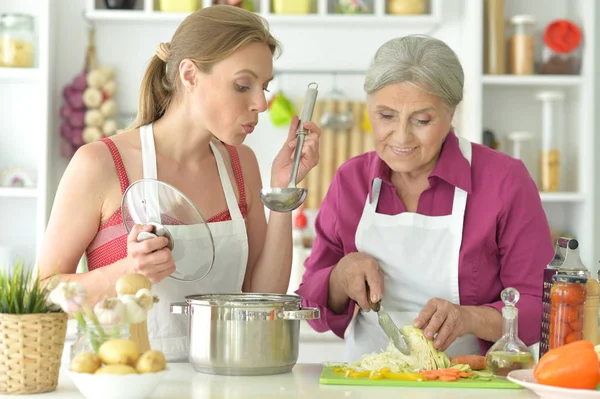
[450,355,486,370]
[439,375,459,382]
[458,372,474,377]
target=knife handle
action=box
[365,282,381,312]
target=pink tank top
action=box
[86,137,248,271]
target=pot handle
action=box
[280,307,320,320]
[170,302,189,315]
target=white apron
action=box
[139,124,249,362]
[345,136,481,361]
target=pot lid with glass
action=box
[121,178,215,282]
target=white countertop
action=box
[0,363,538,399]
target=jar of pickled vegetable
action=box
[0,13,35,68]
[549,274,586,350]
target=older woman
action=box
[297,35,554,361]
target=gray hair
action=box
[364,35,464,111]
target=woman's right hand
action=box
[329,252,384,313]
[126,224,176,284]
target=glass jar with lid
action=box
[387,0,426,15]
[541,19,582,75]
[0,13,35,68]
[509,15,536,75]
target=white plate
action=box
[507,369,600,399]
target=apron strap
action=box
[140,124,158,179]
[450,136,472,218]
[210,141,244,221]
[139,124,161,224]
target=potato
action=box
[70,352,101,374]
[136,350,167,373]
[95,364,137,375]
[98,339,140,366]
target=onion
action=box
[67,89,85,110]
[60,104,72,119]
[68,110,85,128]
[73,72,88,91]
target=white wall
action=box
[50,0,465,202]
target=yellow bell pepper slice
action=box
[369,372,383,380]
[381,371,426,381]
[349,370,371,378]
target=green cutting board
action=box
[319,367,522,389]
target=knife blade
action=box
[366,283,411,356]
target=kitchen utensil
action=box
[365,284,410,356]
[121,178,215,282]
[260,82,319,213]
[484,287,534,377]
[319,367,522,389]
[539,237,590,358]
[507,369,600,398]
[170,293,320,376]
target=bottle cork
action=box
[583,278,600,345]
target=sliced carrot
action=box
[458,372,474,378]
[439,375,459,382]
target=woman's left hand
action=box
[413,298,471,351]
[270,115,321,188]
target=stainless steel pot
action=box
[170,293,320,376]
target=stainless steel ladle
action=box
[260,82,319,213]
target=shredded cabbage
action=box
[344,326,451,372]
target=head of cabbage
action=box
[399,325,451,370]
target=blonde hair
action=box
[131,5,281,128]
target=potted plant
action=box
[0,262,68,395]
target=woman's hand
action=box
[126,224,176,284]
[413,298,471,351]
[270,115,321,188]
[329,252,384,313]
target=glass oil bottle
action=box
[485,287,535,377]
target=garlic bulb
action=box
[135,288,158,311]
[48,281,87,314]
[120,294,147,324]
[94,297,127,327]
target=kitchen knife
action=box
[366,283,411,356]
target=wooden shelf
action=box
[84,10,440,26]
[539,192,586,203]
[483,75,583,87]
[0,67,41,82]
[0,187,39,198]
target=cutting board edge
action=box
[319,367,523,390]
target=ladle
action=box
[260,82,319,213]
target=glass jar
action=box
[0,13,35,68]
[507,131,533,175]
[536,90,565,192]
[387,0,426,15]
[549,274,586,350]
[541,19,582,75]
[509,15,535,75]
[70,322,130,361]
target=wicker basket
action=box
[0,312,68,394]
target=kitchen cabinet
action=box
[0,0,52,266]
[459,0,597,273]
